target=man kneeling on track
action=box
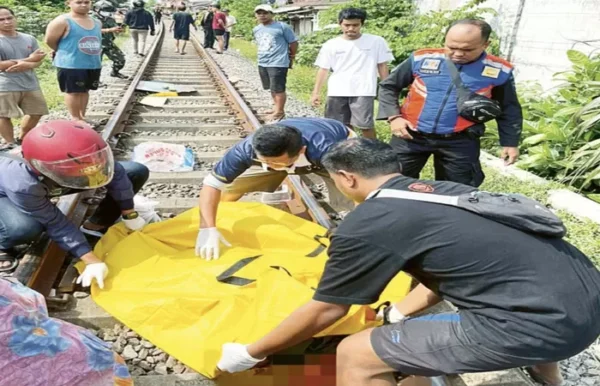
[0,120,149,287]
[216,138,600,386]
[197,117,357,260]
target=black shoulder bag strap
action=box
[445,59,471,100]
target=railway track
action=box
[14,24,334,301]
[9,25,534,386]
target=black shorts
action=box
[57,68,101,93]
[174,30,190,41]
[214,29,225,36]
[258,66,288,94]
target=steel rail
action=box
[190,35,335,230]
[15,25,165,296]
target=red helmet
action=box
[22,120,115,189]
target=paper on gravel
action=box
[78,203,413,379]
[132,142,194,172]
[136,80,196,93]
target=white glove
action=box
[76,262,109,289]
[123,216,146,231]
[195,227,231,260]
[217,343,265,373]
[376,304,406,324]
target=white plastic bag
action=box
[134,195,162,224]
[132,142,194,172]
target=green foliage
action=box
[294,0,498,66]
[219,0,262,40]
[5,0,64,37]
[485,51,600,194]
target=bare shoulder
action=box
[48,14,68,28]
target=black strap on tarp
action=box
[305,233,331,258]
[216,255,261,286]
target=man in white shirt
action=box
[311,8,394,139]
[223,9,236,51]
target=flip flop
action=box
[0,251,19,273]
[265,113,286,124]
[524,367,565,386]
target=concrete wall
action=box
[414,0,600,89]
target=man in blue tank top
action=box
[44,0,102,126]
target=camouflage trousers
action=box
[102,42,125,73]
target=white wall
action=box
[414,0,600,89]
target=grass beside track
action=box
[230,39,600,266]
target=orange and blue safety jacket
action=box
[377,49,523,147]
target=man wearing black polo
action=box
[216,139,600,386]
[378,19,523,187]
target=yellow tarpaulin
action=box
[81,202,412,378]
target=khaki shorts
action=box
[223,167,354,210]
[0,90,49,118]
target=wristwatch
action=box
[122,211,139,220]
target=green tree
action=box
[295,0,497,66]
[220,0,262,39]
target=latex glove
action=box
[376,305,405,324]
[123,216,146,231]
[76,262,109,289]
[217,343,265,373]
[195,227,231,260]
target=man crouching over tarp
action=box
[217,138,600,386]
[197,117,357,260]
[0,120,149,282]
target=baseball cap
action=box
[254,4,274,13]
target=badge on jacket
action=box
[482,66,501,78]
[420,59,441,74]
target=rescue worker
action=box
[378,19,523,187]
[216,138,600,386]
[197,117,357,260]
[93,0,127,79]
[0,120,149,285]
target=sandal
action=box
[0,250,19,273]
[265,113,286,124]
[524,367,565,386]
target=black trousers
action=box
[203,27,214,48]
[390,131,485,187]
[224,31,230,50]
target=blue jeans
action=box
[0,161,149,250]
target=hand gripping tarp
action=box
[81,202,412,378]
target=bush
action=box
[5,1,64,37]
[219,0,262,40]
[488,50,600,194]
[294,0,498,67]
